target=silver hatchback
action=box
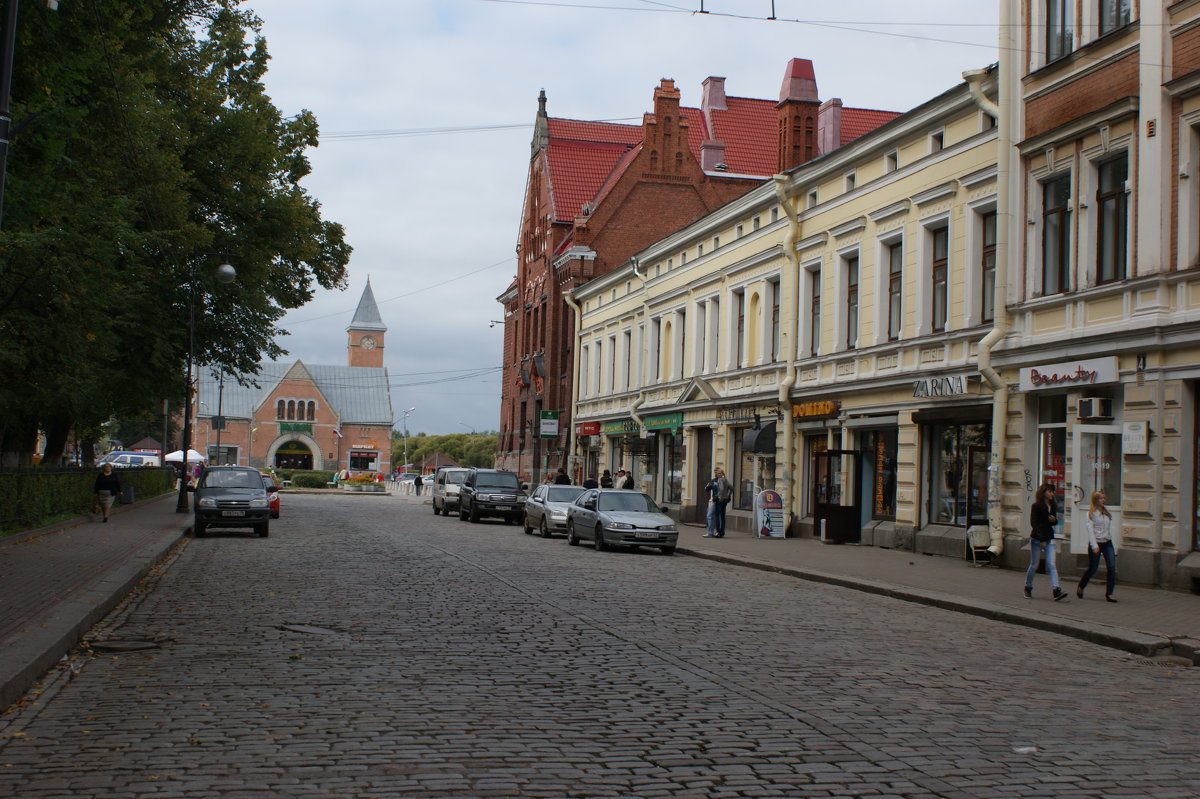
[565,489,677,555]
[523,484,586,537]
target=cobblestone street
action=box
[1,494,1197,798]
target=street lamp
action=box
[176,259,237,513]
[401,407,415,473]
[458,421,476,435]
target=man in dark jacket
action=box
[703,467,733,537]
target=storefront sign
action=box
[643,413,683,433]
[720,405,783,422]
[792,400,840,419]
[602,419,640,436]
[1019,356,1118,392]
[278,422,312,434]
[1122,420,1148,456]
[540,410,559,438]
[755,490,785,538]
[575,421,601,436]
[912,374,970,399]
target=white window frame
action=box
[800,260,822,358]
[916,212,951,337]
[1080,137,1132,287]
[876,231,904,346]
[965,196,998,327]
[835,247,860,352]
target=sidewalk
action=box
[2,496,1197,715]
[0,494,190,711]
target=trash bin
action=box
[121,486,136,504]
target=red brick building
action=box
[497,58,899,483]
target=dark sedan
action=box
[192,466,271,537]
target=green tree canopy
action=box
[0,0,350,466]
[394,432,498,470]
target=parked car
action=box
[523,484,586,537]
[565,489,677,555]
[458,468,527,524]
[422,474,434,486]
[260,473,281,519]
[432,467,469,516]
[98,450,162,468]
[191,465,271,537]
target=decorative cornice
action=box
[911,181,960,207]
[868,200,910,223]
[830,216,868,239]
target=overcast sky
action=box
[247,0,999,436]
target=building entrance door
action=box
[275,440,313,470]
[693,428,713,523]
[813,449,861,544]
[1069,424,1122,555]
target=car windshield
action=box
[547,486,586,503]
[445,471,467,484]
[478,474,520,490]
[597,492,661,513]
[202,470,261,489]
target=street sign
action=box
[540,410,559,438]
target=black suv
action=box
[191,466,271,537]
[458,468,527,524]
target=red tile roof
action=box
[542,100,899,224]
[840,107,903,147]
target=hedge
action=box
[283,470,335,488]
[0,467,176,535]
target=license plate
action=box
[221,511,245,517]
[503,505,519,510]
[635,531,658,539]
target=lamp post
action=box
[176,259,237,513]
[458,421,475,435]
[402,407,415,472]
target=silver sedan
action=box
[565,489,677,555]
[523,484,587,537]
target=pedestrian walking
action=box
[703,467,733,537]
[412,472,422,496]
[1025,483,1068,601]
[1077,490,1118,602]
[554,468,571,485]
[93,463,121,523]
[599,469,613,489]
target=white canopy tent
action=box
[164,449,208,463]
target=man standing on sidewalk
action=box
[703,467,732,537]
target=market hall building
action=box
[190,281,395,475]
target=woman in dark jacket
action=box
[93,464,122,523]
[1025,483,1068,601]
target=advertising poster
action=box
[755,489,785,538]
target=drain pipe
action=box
[964,55,1010,554]
[563,289,584,480]
[628,258,649,434]
[772,175,801,533]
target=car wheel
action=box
[659,546,675,555]
[433,499,441,516]
[256,522,270,538]
[271,510,279,519]
[540,518,552,539]
[523,514,533,534]
[194,521,206,537]
[459,502,468,521]
[593,525,607,551]
[566,521,579,546]
[469,503,480,523]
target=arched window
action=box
[287,400,295,420]
[307,401,316,421]
[276,400,285,419]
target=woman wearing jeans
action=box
[1025,483,1069,601]
[1077,491,1118,602]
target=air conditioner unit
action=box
[1078,397,1113,420]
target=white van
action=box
[99,451,162,468]
[431,468,469,516]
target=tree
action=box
[392,432,497,470]
[0,0,350,466]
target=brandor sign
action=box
[1019,356,1119,392]
[912,374,971,399]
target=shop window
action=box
[861,429,898,520]
[1037,394,1067,495]
[664,433,684,505]
[929,422,990,527]
[734,428,775,511]
[350,451,378,471]
[208,445,237,466]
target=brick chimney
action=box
[817,98,843,156]
[776,58,820,173]
[644,79,689,175]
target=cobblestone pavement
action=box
[1,494,1197,798]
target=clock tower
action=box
[346,279,387,368]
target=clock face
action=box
[360,335,377,350]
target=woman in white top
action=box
[1076,491,1117,602]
